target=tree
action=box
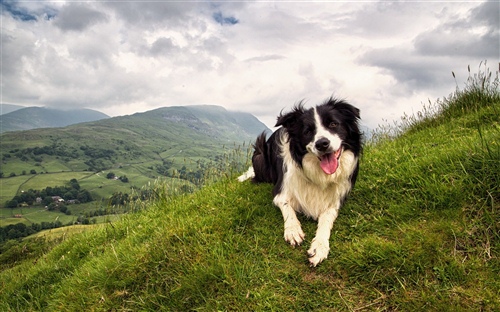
[64,189,78,200]
[69,179,80,190]
[47,203,57,211]
[110,192,129,206]
[59,205,68,214]
[77,190,92,203]
[42,196,53,206]
[6,200,18,208]
[7,228,22,240]
[106,172,116,179]
[45,187,53,196]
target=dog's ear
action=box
[340,103,360,120]
[275,103,305,128]
[327,98,360,120]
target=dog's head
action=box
[275,98,361,175]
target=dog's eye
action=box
[328,122,338,129]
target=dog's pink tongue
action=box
[320,153,339,175]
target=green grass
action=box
[19,171,94,190]
[0,65,498,310]
[0,161,38,177]
[0,175,31,204]
[0,200,122,227]
[38,158,73,173]
[28,224,101,241]
[2,206,77,225]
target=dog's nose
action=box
[315,138,330,152]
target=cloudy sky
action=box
[1,0,498,130]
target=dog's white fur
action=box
[275,126,358,266]
[240,107,358,266]
[237,166,255,182]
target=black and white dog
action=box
[238,98,362,266]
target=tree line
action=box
[0,221,63,243]
[5,179,92,208]
[2,144,120,173]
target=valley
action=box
[0,105,267,236]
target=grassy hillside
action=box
[0,66,499,310]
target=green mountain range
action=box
[0,106,110,133]
[0,105,269,207]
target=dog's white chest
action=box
[282,151,357,220]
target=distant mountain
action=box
[138,105,267,140]
[0,107,109,133]
[0,104,26,115]
[0,105,269,181]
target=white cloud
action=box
[1,0,497,131]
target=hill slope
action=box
[1,69,498,310]
[0,105,266,162]
[110,104,267,143]
[0,105,268,206]
[0,107,109,133]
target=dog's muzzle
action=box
[314,137,342,175]
[315,137,331,152]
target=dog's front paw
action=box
[307,238,330,267]
[284,223,305,247]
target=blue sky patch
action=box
[213,11,238,26]
[1,1,38,21]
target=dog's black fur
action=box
[253,98,361,194]
[240,98,362,266]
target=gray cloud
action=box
[415,30,497,58]
[53,3,108,32]
[360,48,450,91]
[469,0,499,29]
[336,2,436,38]
[1,32,32,78]
[103,1,199,28]
[358,1,496,94]
[414,1,499,58]
[150,37,179,57]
